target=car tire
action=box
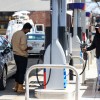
[0,67,7,90]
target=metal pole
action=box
[25,64,80,100]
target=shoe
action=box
[13,82,18,92]
[17,84,25,93]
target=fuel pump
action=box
[43,0,67,89]
[67,31,88,77]
[81,32,88,61]
[67,32,74,80]
[78,32,88,75]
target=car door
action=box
[1,36,16,76]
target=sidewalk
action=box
[80,57,99,100]
[24,57,99,100]
[2,57,98,100]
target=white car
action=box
[0,35,16,90]
[27,34,45,55]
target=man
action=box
[11,23,32,93]
[83,24,100,91]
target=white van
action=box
[6,11,45,43]
[6,19,23,42]
[6,16,34,42]
[27,33,45,55]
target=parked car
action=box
[0,35,16,90]
[27,33,45,55]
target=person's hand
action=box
[82,47,87,52]
[27,46,33,50]
[27,43,33,50]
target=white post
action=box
[52,0,58,41]
[81,0,86,34]
[58,0,66,26]
[73,9,78,36]
[44,0,66,89]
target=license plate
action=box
[31,42,39,47]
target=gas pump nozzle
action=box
[80,42,87,51]
[80,32,88,60]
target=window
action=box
[0,12,14,35]
[27,34,45,40]
[0,37,5,50]
[36,25,43,31]
[1,36,11,48]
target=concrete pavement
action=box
[28,57,99,100]
[0,56,99,100]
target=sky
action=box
[86,0,100,14]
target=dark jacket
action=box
[87,31,100,59]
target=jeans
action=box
[14,54,28,84]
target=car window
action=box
[0,37,3,43]
[0,42,2,49]
[27,34,45,40]
[0,36,6,50]
[36,25,43,31]
[1,36,9,47]
[0,36,12,50]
